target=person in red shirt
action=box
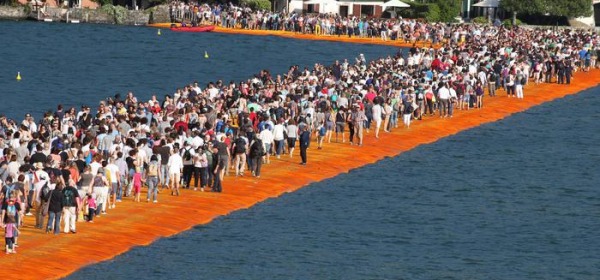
[173,116,188,133]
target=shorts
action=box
[326,121,334,131]
[218,155,229,170]
[335,122,345,133]
[169,172,181,183]
[373,118,382,127]
[287,137,296,148]
[110,182,119,195]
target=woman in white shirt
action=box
[272,119,286,159]
[167,148,183,196]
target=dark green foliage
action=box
[501,0,592,18]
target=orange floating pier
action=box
[4,30,600,279]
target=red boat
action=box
[170,25,215,33]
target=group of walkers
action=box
[1,17,597,254]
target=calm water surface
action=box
[0,21,397,119]
[1,21,598,280]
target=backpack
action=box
[148,162,158,177]
[40,182,51,202]
[235,138,246,154]
[63,187,75,207]
[252,139,265,157]
[319,126,326,137]
[183,148,192,161]
[4,184,15,203]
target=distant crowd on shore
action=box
[1,18,598,254]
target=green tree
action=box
[241,0,271,11]
[432,0,461,22]
[500,0,545,25]
[501,0,592,23]
[545,0,592,18]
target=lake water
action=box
[1,21,598,280]
[0,21,398,120]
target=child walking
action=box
[132,167,143,202]
[316,121,326,149]
[2,197,21,254]
[86,194,96,223]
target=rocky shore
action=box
[0,4,171,25]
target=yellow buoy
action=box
[16,72,21,81]
[204,51,209,59]
[157,29,161,36]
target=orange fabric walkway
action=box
[3,30,600,278]
[148,23,434,48]
[211,26,432,48]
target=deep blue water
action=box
[67,90,600,278]
[0,21,397,120]
[2,21,598,279]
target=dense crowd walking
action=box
[1,18,598,254]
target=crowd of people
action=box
[169,1,451,43]
[1,17,598,254]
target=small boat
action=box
[170,25,215,33]
[148,22,181,28]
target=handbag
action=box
[42,190,53,217]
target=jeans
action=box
[213,170,222,192]
[300,146,308,163]
[183,164,194,188]
[439,99,449,116]
[207,165,214,188]
[197,167,208,188]
[62,206,76,233]
[390,111,398,127]
[147,176,158,201]
[251,156,262,176]
[160,164,170,187]
[116,178,124,200]
[364,115,372,129]
[47,211,62,234]
[87,207,95,221]
[274,140,285,155]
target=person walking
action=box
[61,180,80,234]
[46,182,64,235]
[249,135,264,177]
[299,126,310,165]
[146,155,160,202]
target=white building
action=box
[278,0,409,18]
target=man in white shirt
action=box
[31,162,50,229]
[271,119,286,159]
[259,125,274,164]
[437,83,450,118]
[104,157,121,209]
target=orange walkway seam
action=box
[3,65,600,279]
[211,26,434,48]
[148,23,436,48]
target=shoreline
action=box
[2,61,600,278]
